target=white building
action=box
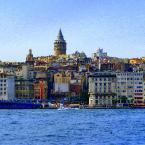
[16,49,34,79]
[116,72,144,105]
[54,83,69,93]
[16,64,34,79]
[22,64,34,79]
[92,48,107,58]
[89,72,117,107]
[0,73,15,100]
[143,77,145,104]
[54,72,71,93]
[0,65,17,75]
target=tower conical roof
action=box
[54,29,67,56]
[57,29,65,41]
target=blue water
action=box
[0,109,145,145]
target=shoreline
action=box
[0,107,145,109]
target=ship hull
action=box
[0,101,42,109]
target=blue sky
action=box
[0,0,145,61]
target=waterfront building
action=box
[54,29,67,56]
[116,72,144,106]
[88,72,117,107]
[70,82,82,96]
[70,78,83,96]
[53,72,72,95]
[133,72,144,105]
[34,72,48,99]
[143,76,145,104]
[116,72,134,104]
[15,78,34,99]
[0,73,15,100]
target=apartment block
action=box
[89,72,117,107]
[0,73,15,100]
[117,72,144,106]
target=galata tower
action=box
[54,29,67,56]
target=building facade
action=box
[143,76,145,105]
[0,73,15,100]
[116,72,144,106]
[89,72,117,107]
[53,72,71,95]
[15,78,34,99]
[92,48,107,58]
[34,72,48,99]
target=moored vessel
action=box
[0,100,42,109]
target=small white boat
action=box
[57,103,79,110]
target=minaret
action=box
[54,29,67,56]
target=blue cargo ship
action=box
[0,100,42,109]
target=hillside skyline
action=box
[0,0,145,61]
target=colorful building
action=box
[34,72,48,99]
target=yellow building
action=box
[141,57,145,63]
[129,58,141,64]
[57,54,69,59]
[34,55,57,63]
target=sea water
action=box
[0,109,145,145]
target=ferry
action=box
[0,100,42,109]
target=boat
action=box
[57,97,80,110]
[57,103,69,110]
[0,100,42,109]
[57,103,79,110]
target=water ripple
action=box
[0,109,145,145]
